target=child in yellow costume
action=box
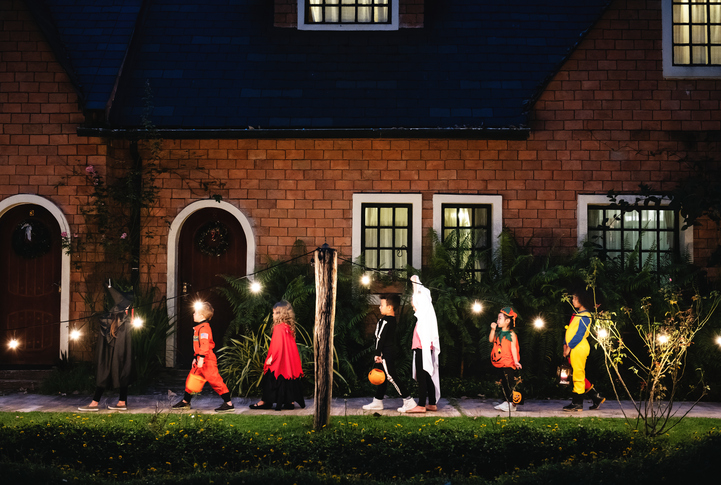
[562,287,605,412]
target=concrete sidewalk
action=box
[2,391,721,418]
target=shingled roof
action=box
[38,0,610,132]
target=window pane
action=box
[642,231,657,251]
[607,231,622,250]
[475,229,488,248]
[365,207,378,226]
[624,211,639,229]
[692,5,707,23]
[379,228,392,247]
[395,249,407,269]
[365,250,377,269]
[660,210,674,230]
[624,232,639,250]
[674,25,690,43]
[395,228,408,247]
[444,208,457,227]
[712,46,721,63]
[693,45,708,63]
[692,25,708,44]
[660,231,675,251]
[458,208,472,227]
[642,210,658,230]
[375,6,388,22]
[380,249,393,269]
[674,5,690,24]
[588,209,604,228]
[365,228,377,247]
[675,45,691,64]
[474,207,488,226]
[395,207,408,226]
[379,207,393,225]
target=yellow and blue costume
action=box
[564,310,592,395]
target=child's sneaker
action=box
[362,398,384,410]
[397,397,417,413]
[172,400,190,409]
[77,405,99,412]
[215,402,235,413]
[495,401,516,412]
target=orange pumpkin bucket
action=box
[186,373,207,393]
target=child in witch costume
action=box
[78,284,134,412]
[362,293,415,412]
[489,306,522,412]
[249,300,306,411]
[172,302,235,413]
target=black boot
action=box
[563,392,584,412]
[586,386,606,410]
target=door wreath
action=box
[195,220,230,257]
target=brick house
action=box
[1,0,720,367]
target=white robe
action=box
[410,275,441,403]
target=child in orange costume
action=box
[172,302,234,413]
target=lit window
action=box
[440,204,492,280]
[672,0,721,66]
[663,0,721,77]
[352,193,421,272]
[578,195,693,272]
[299,0,399,30]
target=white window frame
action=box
[352,193,422,270]
[298,0,399,31]
[432,194,503,261]
[577,194,693,263]
[662,0,721,78]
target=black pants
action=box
[93,386,128,402]
[374,354,408,400]
[413,348,436,406]
[497,367,515,402]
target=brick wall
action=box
[1,0,109,359]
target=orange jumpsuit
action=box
[186,320,229,396]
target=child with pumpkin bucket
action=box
[172,301,235,413]
[489,306,522,412]
[363,293,416,412]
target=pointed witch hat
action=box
[107,285,134,313]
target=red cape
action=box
[264,322,303,379]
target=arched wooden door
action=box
[0,204,61,366]
[177,208,247,368]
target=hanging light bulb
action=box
[657,334,669,345]
[533,317,545,329]
[472,301,482,313]
[597,328,609,339]
[360,274,371,286]
[250,281,262,293]
[70,329,81,340]
[132,317,144,328]
[193,301,204,312]
[8,339,19,350]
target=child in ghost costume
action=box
[402,275,441,413]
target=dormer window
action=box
[663,0,721,77]
[298,0,399,30]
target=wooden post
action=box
[313,244,337,430]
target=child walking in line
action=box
[489,306,521,412]
[172,301,235,413]
[363,294,416,412]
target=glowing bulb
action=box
[70,329,81,340]
[597,328,608,339]
[8,339,19,350]
[657,334,669,345]
[360,274,371,286]
[250,281,262,293]
[193,301,204,312]
[716,336,721,347]
[132,317,144,328]
[472,301,482,313]
[533,318,544,329]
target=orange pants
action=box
[186,359,229,396]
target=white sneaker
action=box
[495,401,516,412]
[397,397,417,413]
[362,398,384,410]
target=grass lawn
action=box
[1,412,720,483]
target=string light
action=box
[472,301,482,313]
[132,317,144,329]
[250,281,262,293]
[69,329,81,340]
[657,334,669,345]
[8,339,19,350]
[360,274,371,286]
[716,336,721,347]
[193,301,204,312]
[533,317,545,329]
[597,328,609,339]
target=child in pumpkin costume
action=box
[489,306,521,412]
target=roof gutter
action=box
[76,126,531,140]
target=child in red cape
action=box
[249,300,306,411]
